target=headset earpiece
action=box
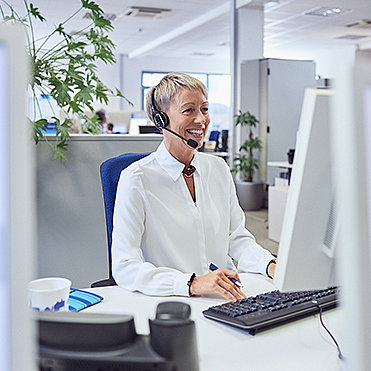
[150,88,169,129]
[153,111,169,129]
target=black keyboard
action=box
[203,286,339,335]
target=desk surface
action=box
[84,273,344,371]
[267,161,293,168]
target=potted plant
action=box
[231,110,264,211]
[1,0,130,161]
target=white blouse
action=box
[112,141,274,296]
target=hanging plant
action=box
[1,0,131,161]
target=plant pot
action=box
[235,180,264,211]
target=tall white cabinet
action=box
[240,58,316,186]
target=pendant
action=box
[183,165,196,178]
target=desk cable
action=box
[312,300,345,361]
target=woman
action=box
[112,73,276,301]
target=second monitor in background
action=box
[139,125,161,134]
[274,88,338,292]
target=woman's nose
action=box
[195,109,207,124]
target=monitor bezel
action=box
[0,24,36,371]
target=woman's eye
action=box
[183,108,193,113]
[202,107,209,113]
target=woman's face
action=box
[164,87,210,154]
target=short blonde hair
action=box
[146,72,208,123]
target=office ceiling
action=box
[5,0,371,60]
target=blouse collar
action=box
[155,141,200,181]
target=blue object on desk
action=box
[208,263,242,287]
[69,288,103,312]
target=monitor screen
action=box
[274,88,338,292]
[139,125,161,134]
[0,25,36,370]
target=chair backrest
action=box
[100,152,150,280]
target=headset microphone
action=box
[162,127,198,149]
[150,88,199,149]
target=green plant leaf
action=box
[33,118,48,143]
[81,0,103,15]
[234,110,259,127]
[29,3,45,22]
[115,88,133,107]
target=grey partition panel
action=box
[241,58,316,186]
[37,135,163,287]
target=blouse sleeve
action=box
[226,168,274,275]
[111,168,191,297]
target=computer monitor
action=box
[139,125,161,134]
[274,88,338,292]
[330,59,371,371]
[0,25,36,370]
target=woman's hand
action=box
[189,269,246,301]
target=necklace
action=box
[182,164,196,178]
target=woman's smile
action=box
[186,128,204,137]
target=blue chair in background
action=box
[91,152,151,287]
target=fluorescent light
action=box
[305,7,351,17]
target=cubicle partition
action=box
[36,134,163,287]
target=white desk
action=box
[267,161,293,185]
[84,273,344,371]
[267,161,293,169]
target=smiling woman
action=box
[111,72,276,302]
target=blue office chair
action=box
[91,152,151,287]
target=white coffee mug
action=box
[28,277,71,312]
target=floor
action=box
[244,209,279,256]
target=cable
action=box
[312,300,345,361]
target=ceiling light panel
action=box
[122,6,171,19]
[335,34,369,40]
[305,7,351,17]
[346,19,371,29]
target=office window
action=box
[142,71,230,131]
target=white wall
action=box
[265,44,357,80]
[312,45,356,79]
[93,55,122,112]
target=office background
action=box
[8,0,371,287]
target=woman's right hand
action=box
[189,269,246,301]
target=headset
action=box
[149,88,169,129]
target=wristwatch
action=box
[266,259,277,279]
[187,273,196,296]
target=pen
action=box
[208,263,243,287]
